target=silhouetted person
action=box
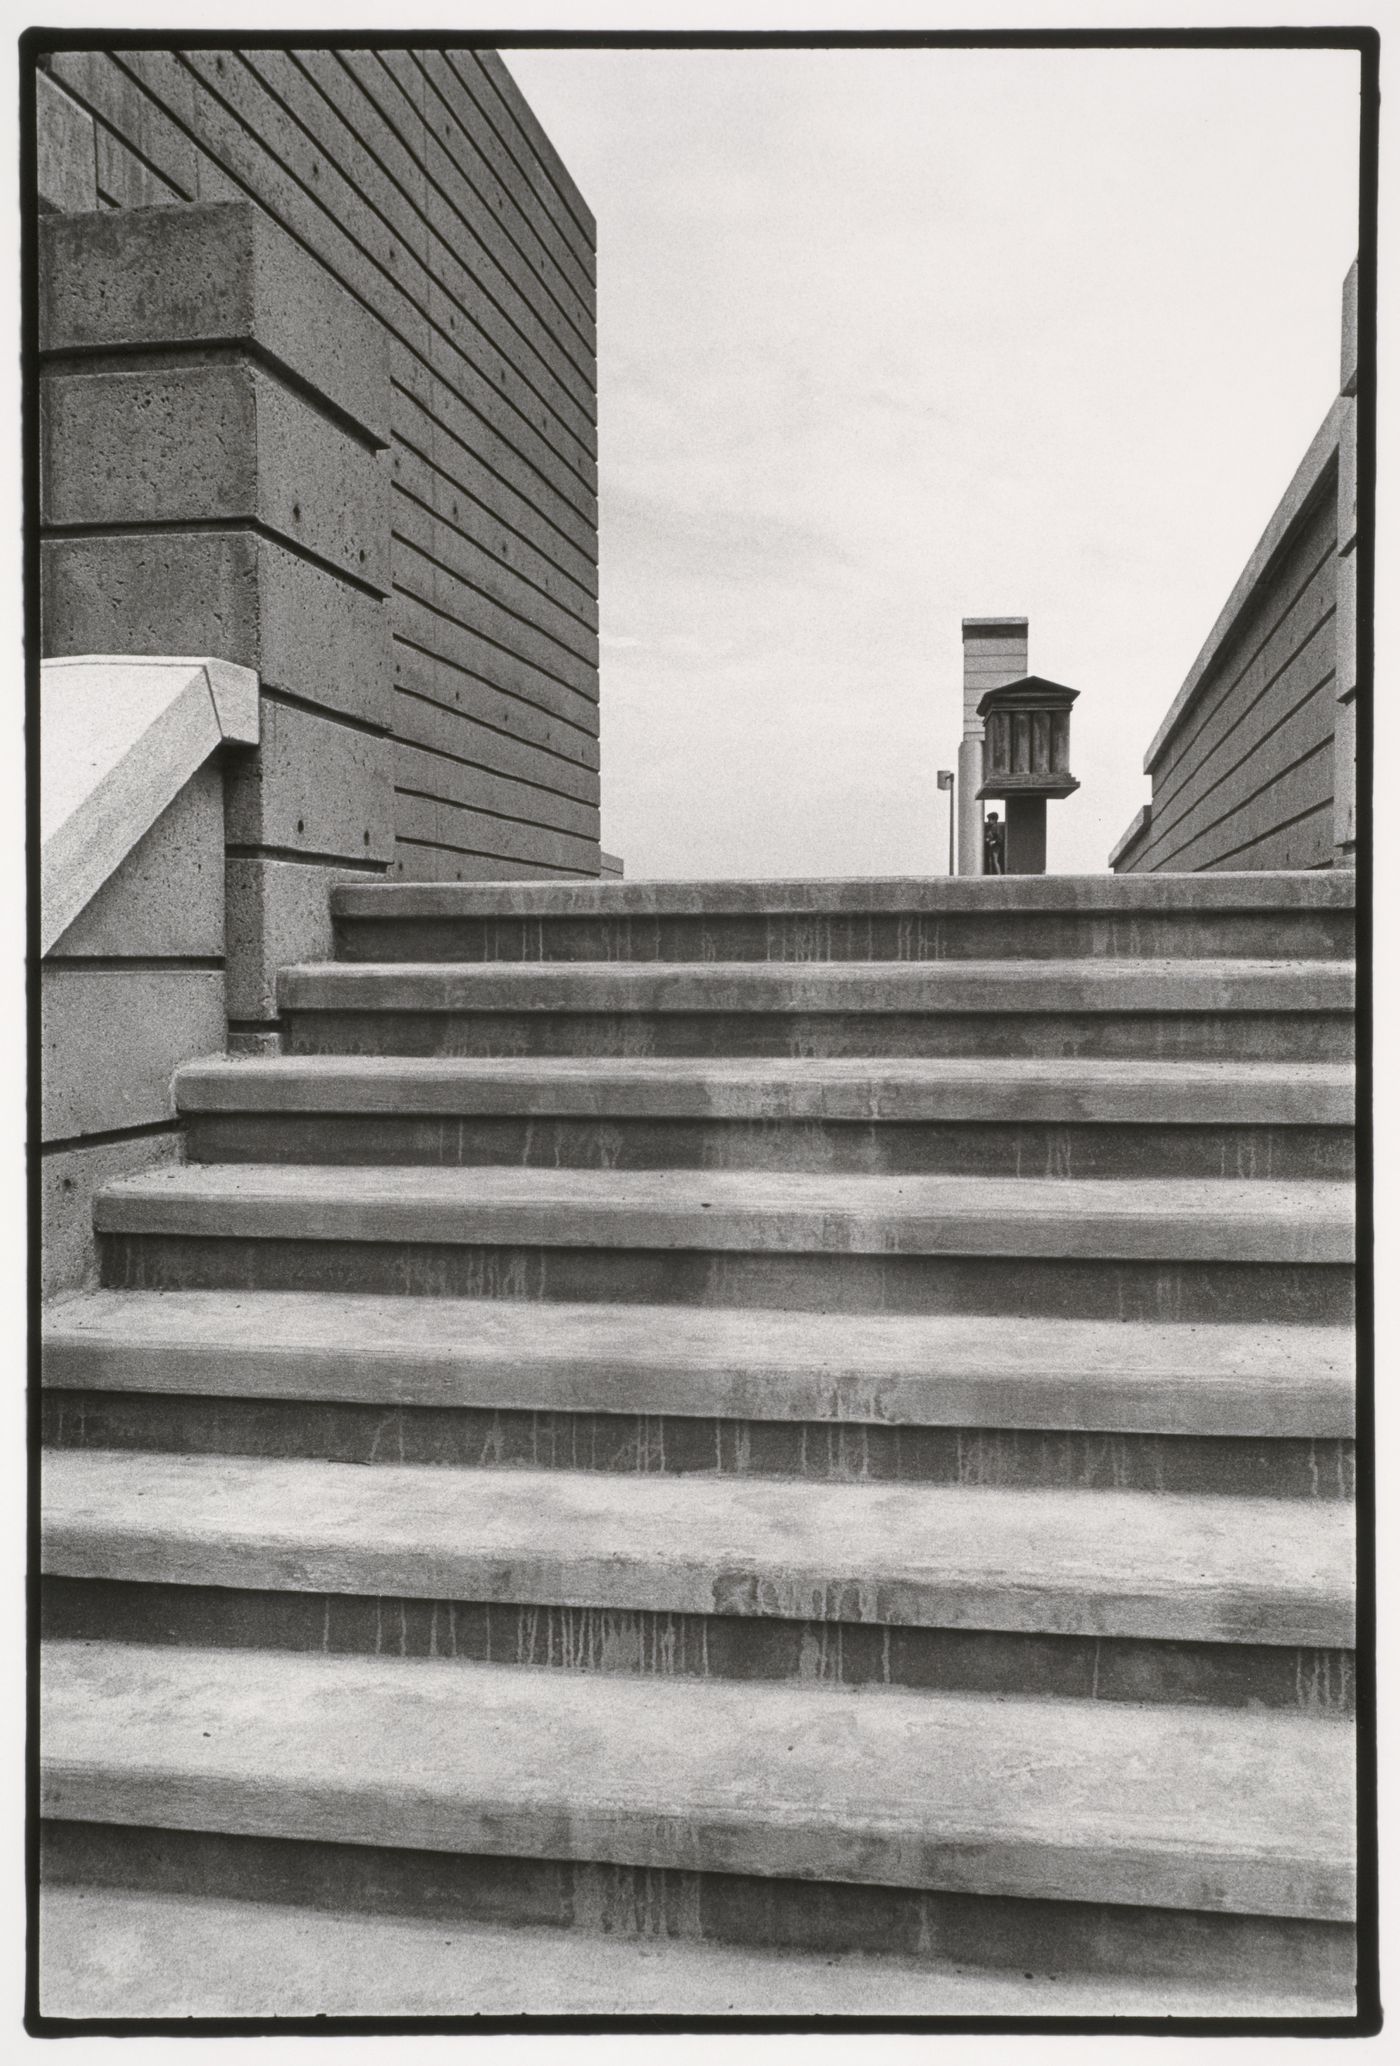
[983,812,1006,876]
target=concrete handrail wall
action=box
[40,654,258,955]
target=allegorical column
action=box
[958,617,1028,873]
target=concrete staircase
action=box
[39,872,1357,2019]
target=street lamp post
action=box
[936,769,955,876]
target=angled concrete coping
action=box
[1143,398,1344,775]
[41,655,258,956]
[1107,804,1153,872]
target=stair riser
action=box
[332,910,1356,965]
[284,1009,1355,1063]
[182,1112,1355,1181]
[40,1580,1357,1713]
[40,1821,1357,1996]
[43,1392,1356,1500]
[99,1235,1356,1326]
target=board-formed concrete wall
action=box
[34,46,602,915]
[1110,263,1359,874]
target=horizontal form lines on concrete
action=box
[390,799,602,880]
[391,584,597,738]
[393,647,599,782]
[392,436,598,633]
[453,51,596,266]
[392,747,598,846]
[388,343,596,568]
[97,49,598,544]
[392,384,596,599]
[314,48,596,392]
[1141,674,1338,873]
[1202,798,1337,875]
[391,683,600,808]
[1135,552,1338,867]
[178,46,598,498]
[1149,520,1336,792]
[391,502,599,682]
[1165,733,1338,876]
[396,49,596,348]
[393,781,596,861]
[392,835,598,883]
[391,621,599,747]
[237,47,597,452]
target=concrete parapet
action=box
[41,361,390,591]
[43,531,392,730]
[38,201,390,445]
[39,199,396,1028]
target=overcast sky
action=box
[509,45,1360,877]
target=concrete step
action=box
[42,1449,1355,1650]
[43,1291,1354,1505]
[93,1163,1355,1325]
[279,958,1355,1063]
[175,1055,1356,1180]
[41,1638,1356,1921]
[35,1881,1356,2018]
[94,1163,1354,1263]
[329,871,1356,967]
[42,1290,1355,1437]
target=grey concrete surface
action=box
[172,1052,1356,1126]
[42,968,225,1141]
[49,765,224,961]
[40,1290,1355,1436]
[40,1136,181,1301]
[330,871,1357,918]
[224,698,394,864]
[92,1163,1356,1265]
[39,200,391,444]
[278,957,1356,1017]
[224,857,359,1024]
[35,1884,1356,2019]
[42,530,393,729]
[42,1448,1355,1646]
[40,1639,1356,1919]
[41,361,390,591]
[36,73,97,214]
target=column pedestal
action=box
[1004,795,1047,875]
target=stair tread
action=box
[330,871,1356,918]
[93,1163,1355,1263]
[42,1448,1355,1646]
[279,957,1355,1013]
[36,1884,1356,2019]
[42,1290,1355,1436]
[40,1638,1356,1919]
[175,1053,1356,1124]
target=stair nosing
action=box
[41,1447,1357,1648]
[41,1291,1356,1437]
[90,1164,1357,1266]
[39,1638,1359,1921]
